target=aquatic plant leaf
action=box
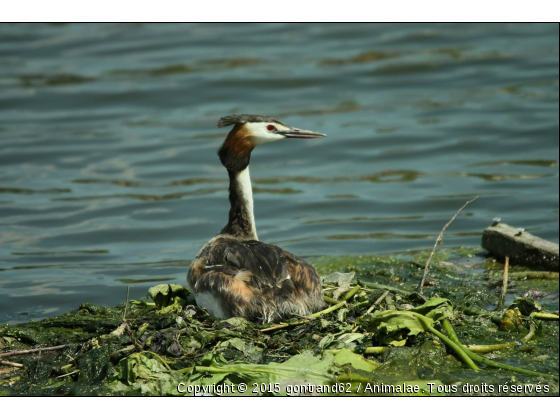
[323,272,355,300]
[221,337,246,352]
[108,352,185,395]
[509,297,542,316]
[157,297,186,314]
[366,310,432,346]
[77,346,110,385]
[322,333,365,351]
[187,351,336,395]
[337,332,365,344]
[219,337,263,363]
[334,349,378,372]
[129,299,156,307]
[409,297,454,322]
[148,284,190,309]
[7,247,559,396]
[319,334,335,349]
[219,317,254,331]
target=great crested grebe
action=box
[187,114,327,323]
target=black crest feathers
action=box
[217,114,282,128]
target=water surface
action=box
[0,23,558,323]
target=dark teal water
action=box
[0,23,558,324]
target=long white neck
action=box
[236,167,257,239]
[221,166,258,240]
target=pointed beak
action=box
[279,127,327,139]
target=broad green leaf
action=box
[365,302,451,346]
[334,349,378,372]
[337,307,348,322]
[108,352,185,395]
[219,317,254,331]
[366,310,432,346]
[318,334,335,349]
[219,338,263,363]
[148,284,190,309]
[189,351,336,395]
[337,332,364,344]
[409,297,454,322]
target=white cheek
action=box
[248,123,284,145]
[252,132,283,145]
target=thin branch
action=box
[0,345,66,358]
[0,360,24,368]
[0,367,22,375]
[371,291,389,312]
[418,196,479,294]
[123,285,130,321]
[56,370,80,379]
[351,290,391,332]
[496,256,509,311]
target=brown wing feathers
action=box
[188,237,324,322]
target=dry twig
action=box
[418,196,479,294]
[123,285,130,321]
[56,370,80,379]
[0,345,66,359]
[351,290,391,332]
[0,360,24,368]
[0,367,22,375]
[497,256,509,311]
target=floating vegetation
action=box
[0,247,558,396]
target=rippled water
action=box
[0,23,558,323]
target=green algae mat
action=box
[1,247,558,396]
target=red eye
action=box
[267,125,275,131]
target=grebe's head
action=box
[217,114,326,171]
[218,114,326,144]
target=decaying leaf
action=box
[109,352,184,395]
[366,310,429,346]
[509,297,542,316]
[365,298,453,346]
[148,284,190,309]
[323,272,355,300]
[190,351,337,395]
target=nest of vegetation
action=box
[1,247,558,396]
